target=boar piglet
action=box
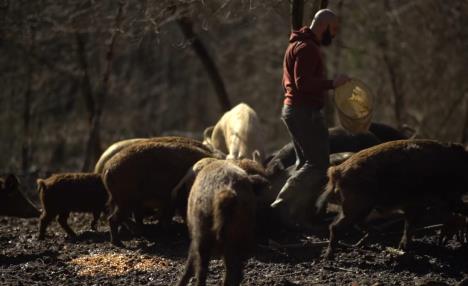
[317,139,468,259]
[37,173,107,240]
[177,160,269,286]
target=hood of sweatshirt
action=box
[289,26,320,44]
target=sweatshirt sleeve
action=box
[294,45,334,94]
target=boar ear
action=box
[36,179,46,191]
[252,150,263,164]
[202,126,214,146]
[5,174,19,190]
[203,126,214,140]
[248,174,270,196]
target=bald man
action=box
[271,9,350,228]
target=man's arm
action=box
[294,46,350,93]
[294,46,334,95]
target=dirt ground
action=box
[1,211,467,286]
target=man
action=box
[271,9,350,228]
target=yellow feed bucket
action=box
[334,79,374,134]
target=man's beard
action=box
[321,26,333,46]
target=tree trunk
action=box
[383,50,405,129]
[291,0,304,31]
[462,93,468,144]
[22,63,32,173]
[81,1,126,171]
[381,0,405,129]
[22,27,34,173]
[311,0,329,17]
[321,0,338,127]
[76,32,95,124]
[177,17,231,112]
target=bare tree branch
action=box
[81,0,127,172]
[177,16,231,112]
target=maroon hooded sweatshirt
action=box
[283,27,334,109]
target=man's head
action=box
[310,9,338,46]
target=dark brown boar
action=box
[177,160,269,286]
[0,174,40,218]
[103,141,213,247]
[317,139,468,258]
[37,173,107,240]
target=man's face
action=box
[321,22,338,46]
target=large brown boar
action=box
[317,139,468,258]
[37,173,107,240]
[94,136,221,174]
[177,160,269,286]
[103,141,213,247]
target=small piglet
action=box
[37,173,107,240]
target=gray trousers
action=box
[273,104,330,221]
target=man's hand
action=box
[333,74,351,88]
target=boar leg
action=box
[438,230,447,246]
[223,250,244,286]
[399,208,420,250]
[108,206,129,247]
[57,212,77,239]
[38,212,55,240]
[193,241,211,286]
[176,245,196,286]
[90,210,101,231]
[326,192,373,259]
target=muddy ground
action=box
[1,210,467,286]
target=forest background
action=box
[1,0,467,173]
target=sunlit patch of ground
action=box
[69,251,173,277]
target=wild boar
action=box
[317,139,468,258]
[438,213,467,246]
[94,136,221,174]
[0,174,40,218]
[369,122,415,142]
[177,160,269,286]
[264,125,380,171]
[263,152,354,209]
[205,103,265,160]
[103,141,213,247]
[37,173,107,240]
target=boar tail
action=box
[36,179,46,192]
[213,189,237,242]
[315,166,341,215]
